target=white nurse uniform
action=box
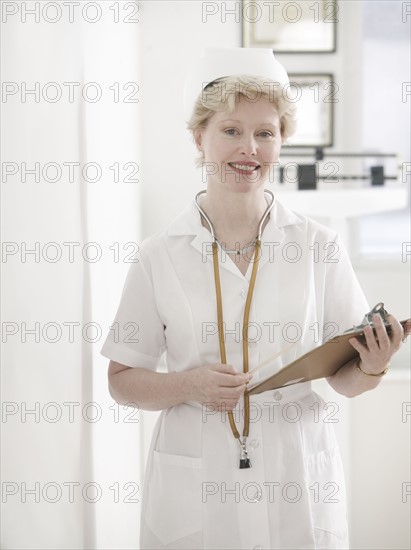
[101,196,369,550]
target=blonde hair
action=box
[186,75,297,168]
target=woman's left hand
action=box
[349,314,409,374]
[329,315,410,397]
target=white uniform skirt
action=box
[140,382,349,550]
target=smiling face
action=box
[194,96,282,192]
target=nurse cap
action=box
[183,47,289,121]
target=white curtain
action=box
[2,3,142,548]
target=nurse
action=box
[101,48,406,549]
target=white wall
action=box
[350,375,410,549]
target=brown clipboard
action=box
[247,319,409,396]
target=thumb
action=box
[218,363,239,375]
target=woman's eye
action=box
[259,131,274,138]
[224,128,238,136]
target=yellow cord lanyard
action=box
[212,239,261,468]
[195,189,275,469]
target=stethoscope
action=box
[194,189,275,468]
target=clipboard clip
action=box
[346,302,390,333]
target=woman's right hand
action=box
[183,364,252,411]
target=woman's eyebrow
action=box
[219,119,277,126]
[219,118,241,123]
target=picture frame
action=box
[283,73,335,148]
[242,0,337,53]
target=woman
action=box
[101,48,406,549]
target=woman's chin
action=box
[225,178,267,192]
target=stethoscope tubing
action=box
[194,188,275,242]
[194,188,275,465]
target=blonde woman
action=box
[101,48,405,550]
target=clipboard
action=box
[247,318,409,396]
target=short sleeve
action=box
[323,233,370,333]
[100,252,166,370]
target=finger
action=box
[218,395,241,408]
[220,384,248,399]
[362,323,380,353]
[349,336,368,356]
[218,373,252,387]
[218,401,237,412]
[372,314,390,351]
[386,314,405,347]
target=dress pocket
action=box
[145,450,203,546]
[305,447,349,549]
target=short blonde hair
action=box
[187,75,297,168]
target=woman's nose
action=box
[239,134,257,156]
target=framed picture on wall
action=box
[242,0,337,53]
[283,74,335,148]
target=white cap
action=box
[183,47,289,122]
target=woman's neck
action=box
[199,186,270,243]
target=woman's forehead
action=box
[211,98,281,124]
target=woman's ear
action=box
[193,129,202,152]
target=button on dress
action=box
[101,198,369,550]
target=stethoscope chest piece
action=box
[239,442,252,469]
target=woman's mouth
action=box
[228,162,261,175]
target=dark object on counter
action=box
[371,165,385,186]
[298,164,317,190]
[279,166,285,184]
[315,147,325,161]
